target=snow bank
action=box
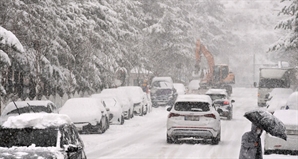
[2,113,72,129]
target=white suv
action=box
[166,94,221,144]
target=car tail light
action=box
[204,114,216,119]
[223,101,230,105]
[168,113,183,118]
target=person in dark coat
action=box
[239,123,263,159]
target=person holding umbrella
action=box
[239,109,287,159]
[239,123,263,159]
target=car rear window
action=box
[206,94,226,101]
[174,102,210,112]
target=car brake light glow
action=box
[223,101,230,105]
[168,113,183,118]
[204,114,216,119]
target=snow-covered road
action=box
[81,88,297,159]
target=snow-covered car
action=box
[59,98,109,134]
[173,83,186,95]
[100,88,134,119]
[265,88,293,113]
[118,86,148,116]
[91,94,124,125]
[150,77,178,107]
[166,94,221,144]
[264,109,298,155]
[0,100,58,125]
[205,89,235,120]
[187,80,200,94]
[0,113,87,159]
[285,91,298,110]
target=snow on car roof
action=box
[176,94,212,104]
[59,98,103,123]
[2,100,54,116]
[205,89,227,95]
[151,77,173,84]
[273,110,298,126]
[286,92,298,110]
[2,113,72,129]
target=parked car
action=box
[285,91,298,110]
[264,109,298,155]
[0,100,58,125]
[173,83,186,95]
[205,89,235,120]
[265,88,293,113]
[101,88,134,119]
[118,86,148,116]
[91,94,125,125]
[59,97,109,134]
[150,77,178,107]
[0,113,87,159]
[166,94,221,144]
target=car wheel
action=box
[120,115,125,125]
[126,110,131,120]
[167,134,174,144]
[105,117,110,130]
[264,149,272,155]
[97,121,104,134]
[140,107,144,116]
[227,112,232,120]
[131,111,134,119]
[143,106,148,115]
[211,132,220,145]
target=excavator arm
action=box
[195,39,215,85]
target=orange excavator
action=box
[193,39,235,95]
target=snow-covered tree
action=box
[270,0,298,66]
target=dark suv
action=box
[150,77,177,107]
[0,113,87,159]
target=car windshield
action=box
[207,94,226,101]
[174,102,210,111]
[152,81,172,88]
[6,106,52,115]
[0,127,58,148]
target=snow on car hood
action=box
[0,147,64,159]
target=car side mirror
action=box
[166,107,171,111]
[253,82,257,88]
[231,100,235,103]
[66,145,79,153]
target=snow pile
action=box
[2,113,72,129]
[0,26,24,52]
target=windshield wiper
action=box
[27,103,36,113]
[12,101,21,115]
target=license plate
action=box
[185,116,200,121]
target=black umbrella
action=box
[244,109,287,140]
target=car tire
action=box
[227,112,232,120]
[140,107,144,116]
[167,134,174,144]
[120,115,125,125]
[105,117,110,130]
[143,106,148,115]
[264,149,272,155]
[211,132,220,145]
[131,111,134,119]
[126,110,131,120]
